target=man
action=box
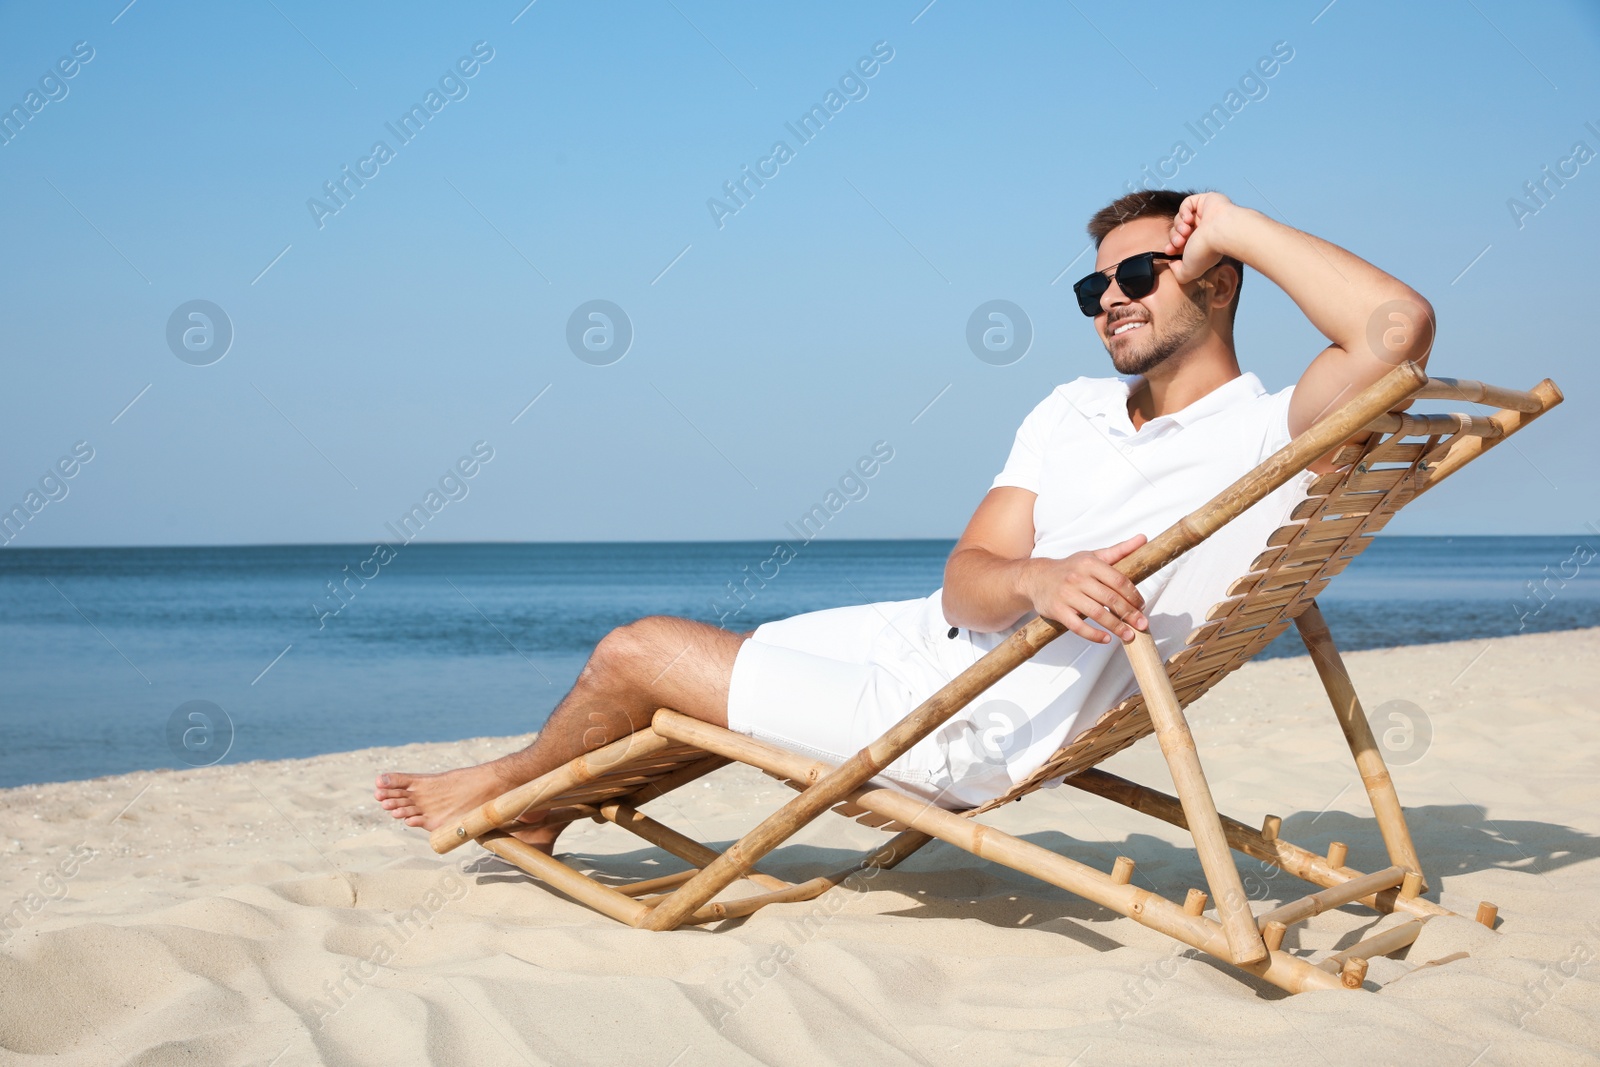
[377,190,1432,850]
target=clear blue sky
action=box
[2,0,1596,547]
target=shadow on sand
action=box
[462,800,1600,999]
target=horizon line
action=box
[1,531,1594,552]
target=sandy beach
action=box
[3,626,1599,1066]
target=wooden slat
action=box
[1284,533,1369,565]
[1225,572,1265,597]
[1359,440,1428,466]
[1194,560,1320,639]
[1266,522,1304,548]
[625,755,731,807]
[1248,545,1287,572]
[1218,579,1305,614]
[1271,513,1363,549]
[1313,487,1403,518]
[1258,561,1326,591]
[1329,442,1369,468]
[1316,557,1354,581]
[1256,867,1406,929]
[1350,510,1399,541]
[1290,494,1332,521]
[1215,593,1309,637]
[1211,601,1286,635]
[1308,469,1345,497]
[547,778,682,803]
[504,750,726,812]
[1299,513,1369,542]
[1344,467,1421,494]
[1178,623,1273,662]
[1204,596,1248,623]
[1183,639,1272,679]
[1316,919,1430,974]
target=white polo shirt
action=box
[993,371,1300,558]
[872,371,1313,803]
[727,371,1314,809]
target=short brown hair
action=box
[1086,189,1243,316]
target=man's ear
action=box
[1202,262,1241,311]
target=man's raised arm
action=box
[1163,193,1434,445]
[941,486,1148,643]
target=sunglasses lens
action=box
[1073,275,1109,316]
[1074,253,1169,316]
[1116,254,1158,299]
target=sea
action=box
[1,536,1595,789]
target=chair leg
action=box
[1123,632,1268,966]
[479,832,652,926]
[595,800,791,892]
[659,828,935,925]
[1294,601,1427,891]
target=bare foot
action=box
[374,764,510,831]
[374,766,570,856]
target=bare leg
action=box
[375,616,747,853]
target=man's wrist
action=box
[1010,556,1040,612]
[1211,203,1270,264]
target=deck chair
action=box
[429,362,1562,996]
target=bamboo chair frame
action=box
[430,363,1562,996]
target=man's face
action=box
[1090,216,1208,377]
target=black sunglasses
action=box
[1072,251,1181,317]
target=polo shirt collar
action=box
[1088,371,1266,434]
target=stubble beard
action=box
[1107,289,1209,376]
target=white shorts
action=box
[725,597,1017,809]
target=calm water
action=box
[1,536,1595,788]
